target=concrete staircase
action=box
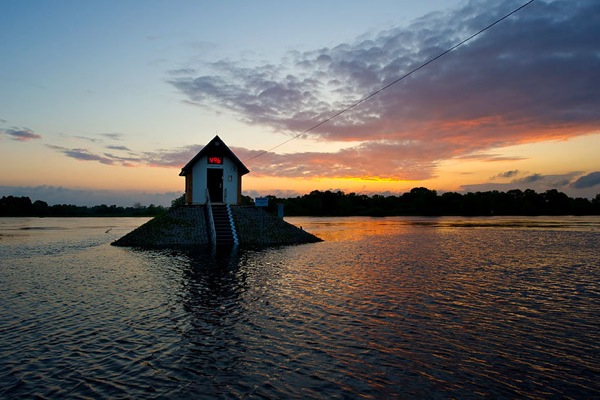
[211,204,236,245]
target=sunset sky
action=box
[1,0,599,206]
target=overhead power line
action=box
[244,0,536,162]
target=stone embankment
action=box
[112,206,208,247]
[111,205,321,248]
[232,206,321,246]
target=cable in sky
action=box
[244,0,536,163]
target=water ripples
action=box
[1,217,599,398]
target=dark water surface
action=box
[1,216,599,399]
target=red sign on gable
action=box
[208,156,223,165]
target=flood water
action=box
[1,216,599,399]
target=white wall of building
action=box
[190,156,240,204]
[191,157,207,204]
[221,157,239,204]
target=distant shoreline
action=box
[0,195,166,218]
[2,188,600,217]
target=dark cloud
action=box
[501,170,520,178]
[461,171,600,197]
[46,141,201,170]
[2,127,42,141]
[169,0,599,180]
[106,145,132,151]
[102,153,141,167]
[71,134,127,144]
[47,145,115,165]
[517,174,543,184]
[44,135,142,167]
[142,145,202,168]
[493,170,521,179]
[571,171,600,189]
[47,145,139,167]
[509,172,577,190]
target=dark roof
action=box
[179,135,250,176]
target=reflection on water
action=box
[1,216,599,398]
[287,215,600,242]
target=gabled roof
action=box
[179,135,250,176]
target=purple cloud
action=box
[2,127,42,142]
[47,145,138,166]
[169,0,599,181]
[106,145,132,151]
[572,171,600,189]
[461,171,588,195]
[517,174,543,184]
[143,145,203,168]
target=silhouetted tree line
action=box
[0,196,167,217]
[3,188,600,218]
[248,188,600,217]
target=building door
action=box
[207,168,223,202]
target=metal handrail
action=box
[205,188,217,245]
[226,204,239,246]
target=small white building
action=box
[179,135,250,205]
